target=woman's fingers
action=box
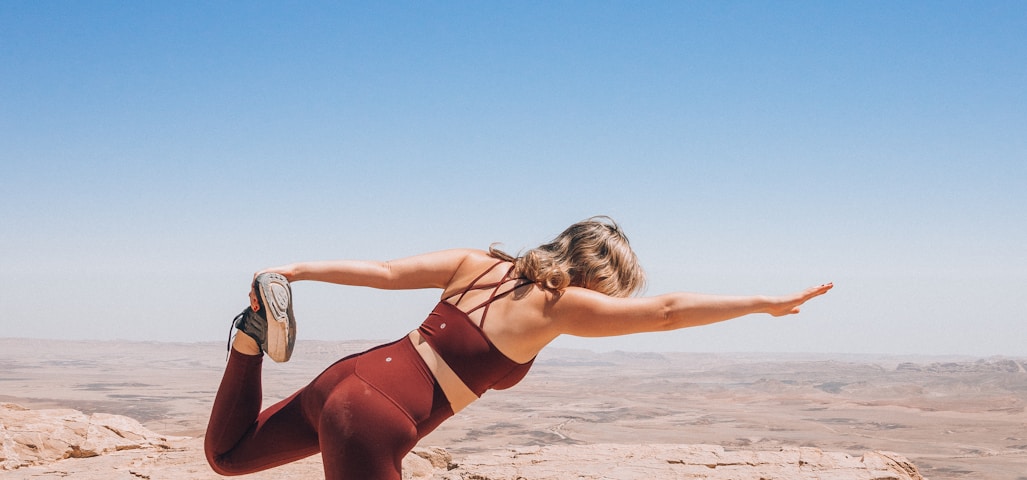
[249,289,260,311]
[769,283,832,317]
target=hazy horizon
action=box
[1,336,1023,362]
[2,2,1025,356]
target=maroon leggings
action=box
[205,338,454,479]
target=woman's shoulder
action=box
[547,285,613,305]
[417,248,492,268]
[454,248,508,269]
[436,249,509,291]
[542,286,646,319]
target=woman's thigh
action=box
[318,377,419,480]
[311,340,441,479]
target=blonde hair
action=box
[490,216,646,297]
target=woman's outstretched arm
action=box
[255,249,476,290]
[548,283,833,338]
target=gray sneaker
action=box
[230,273,297,362]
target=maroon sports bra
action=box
[417,261,535,396]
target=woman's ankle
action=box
[232,334,262,356]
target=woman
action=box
[205,216,832,479]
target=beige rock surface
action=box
[434,443,927,480]
[2,339,1025,479]
[0,403,181,470]
[1,405,927,479]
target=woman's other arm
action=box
[549,283,833,338]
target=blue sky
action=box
[2,1,1025,355]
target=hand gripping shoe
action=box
[230,273,297,362]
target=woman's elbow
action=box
[651,304,678,332]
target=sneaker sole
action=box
[256,273,296,362]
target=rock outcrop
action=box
[0,403,179,470]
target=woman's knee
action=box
[203,425,247,476]
[204,448,246,477]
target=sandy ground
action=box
[1,338,1025,479]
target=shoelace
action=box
[226,310,247,360]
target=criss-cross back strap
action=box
[465,266,533,328]
[443,260,507,306]
[444,261,532,328]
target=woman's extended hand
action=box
[763,283,833,317]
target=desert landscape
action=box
[2,337,1025,479]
